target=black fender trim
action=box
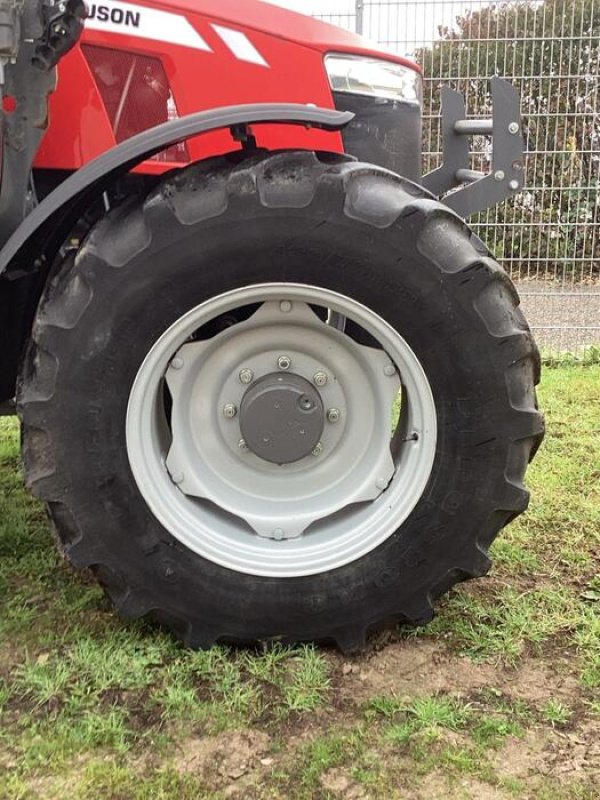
[0,103,353,279]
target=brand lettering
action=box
[87,4,141,28]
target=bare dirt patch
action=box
[493,721,600,786]
[404,774,513,800]
[172,729,271,794]
[320,768,369,799]
[333,639,581,708]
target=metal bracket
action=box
[422,77,525,217]
[32,0,86,71]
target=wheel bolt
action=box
[313,371,328,387]
[279,300,292,313]
[327,408,341,423]
[238,438,249,452]
[312,442,324,456]
[508,121,520,135]
[239,368,254,384]
[170,471,184,485]
[223,403,237,419]
[170,357,184,370]
[278,355,292,371]
[383,364,396,377]
[273,528,285,540]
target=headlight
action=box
[325,55,422,104]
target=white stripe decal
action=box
[86,1,212,52]
[212,24,269,67]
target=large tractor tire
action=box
[18,151,544,651]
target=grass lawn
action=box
[1,366,599,799]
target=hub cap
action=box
[239,372,324,464]
[126,284,437,577]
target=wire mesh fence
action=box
[308,0,600,361]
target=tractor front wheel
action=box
[19,151,544,650]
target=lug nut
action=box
[279,300,292,313]
[383,364,396,377]
[509,179,520,190]
[278,355,292,371]
[508,121,520,135]
[239,368,254,384]
[170,357,184,370]
[327,408,341,423]
[494,170,505,182]
[170,471,184,485]
[238,439,249,452]
[312,442,324,456]
[313,371,328,387]
[223,403,237,419]
[273,528,285,540]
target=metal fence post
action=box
[355,0,364,34]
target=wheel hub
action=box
[126,284,437,576]
[239,372,324,464]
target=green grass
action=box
[413,367,600,672]
[541,698,572,727]
[1,366,599,799]
[377,695,473,744]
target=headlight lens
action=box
[325,55,422,104]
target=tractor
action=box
[0,0,544,650]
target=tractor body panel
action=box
[35,0,421,175]
[0,0,423,409]
[0,0,522,411]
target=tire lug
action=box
[313,371,328,387]
[223,403,238,419]
[326,408,341,424]
[277,355,292,371]
[312,442,324,456]
[239,368,254,384]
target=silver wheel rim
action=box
[126,283,437,577]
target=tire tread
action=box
[19,150,544,652]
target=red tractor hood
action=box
[135,0,419,71]
[37,0,420,173]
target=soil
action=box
[156,639,597,799]
[335,640,581,706]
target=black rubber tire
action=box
[18,151,544,652]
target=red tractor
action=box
[0,0,544,650]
